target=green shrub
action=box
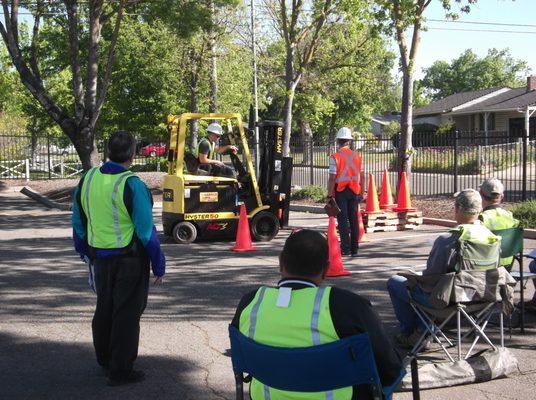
[131,157,167,172]
[292,185,327,203]
[511,200,536,229]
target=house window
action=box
[478,113,495,131]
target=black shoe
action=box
[341,251,350,256]
[107,370,145,387]
[350,253,358,258]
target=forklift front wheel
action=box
[251,211,279,242]
[172,221,197,244]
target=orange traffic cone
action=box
[393,172,416,212]
[326,216,351,277]
[379,169,395,210]
[231,204,256,252]
[358,207,367,243]
[365,173,381,213]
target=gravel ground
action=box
[0,175,515,220]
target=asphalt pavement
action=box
[1,186,536,400]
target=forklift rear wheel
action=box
[172,221,197,244]
[251,211,279,242]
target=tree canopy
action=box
[421,48,530,100]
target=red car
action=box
[140,143,167,157]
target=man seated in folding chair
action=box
[231,229,402,400]
[387,189,501,349]
[479,178,519,269]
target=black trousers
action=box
[92,254,150,379]
[199,163,235,177]
[335,187,359,255]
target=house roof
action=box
[449,88,536,114]
[413,87,505,116]
[371,113,401,125]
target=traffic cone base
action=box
[326,216,351,277]
[231,204,256,252]
[393,172,416,212]
[365,173,381,213]
[379,169,395,210]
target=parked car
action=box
[139,142,167,157]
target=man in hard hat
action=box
[326,127,363,257]
[196,122,238,177]
[71,131,165,386]
[231,229,402,399]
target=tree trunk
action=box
[208,0,218,114]
[189,80,199,153]
[68,124,100,170]
[397,69,414,178]
[300,120,313,165]
[328,109,338,157]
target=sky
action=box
[407,0,536,79]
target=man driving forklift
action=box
[195,122,238,177]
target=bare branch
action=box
[29,1,43,84]
[93,0,126,126]
[64,0,85,121]
[85,0,104,122]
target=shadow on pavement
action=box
[0,331,223,400]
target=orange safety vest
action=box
[332,147,362,195]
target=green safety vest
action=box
[239,285,353,400]
[195,138,215,159]
[449,224,500,272]
[80,167,135,249]
[480,207,519,266]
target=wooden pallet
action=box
[363,210,423,231]
[365,224,420,233]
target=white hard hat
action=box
[207,122,223,136]
[336,127,353,140]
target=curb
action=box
[20,187,72,211]
[291,204,536,239]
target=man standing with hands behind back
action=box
[327,127,363,257]
[72,131,165,386]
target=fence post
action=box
[47,134,52,179]
[157,158,161,172]
[522,128,528,201]
[309,138,314,186]
[453,131,459,194]
[25,159,30,182]
[60,160,64,177]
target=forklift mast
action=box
[256,121,293,227]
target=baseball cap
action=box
[454,189,482,215]
[480,178,504,198]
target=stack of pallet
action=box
[362,210,423,232]
[362,170,423,233]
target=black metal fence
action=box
[291,131,536,202]
[0,133,166,180]
[2,131,535,202]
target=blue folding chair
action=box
[229,325,416,400]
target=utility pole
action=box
[251,0,260,176]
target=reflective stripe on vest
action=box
[239,286,352,400]
[80,168,135,249]
[195,138,215,159]
[332,148,361,194]
[481,208,519,266]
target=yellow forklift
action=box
[162,113,292,244]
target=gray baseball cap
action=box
[454,189,482,215]
[480,178,504,198]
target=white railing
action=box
[0,159,29,180]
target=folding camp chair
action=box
[404,237,508,363]
[229,325,419,400]
[492,227,527,332]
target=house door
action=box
[509,117,536,139]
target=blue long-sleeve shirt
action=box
[71,161,166,277]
